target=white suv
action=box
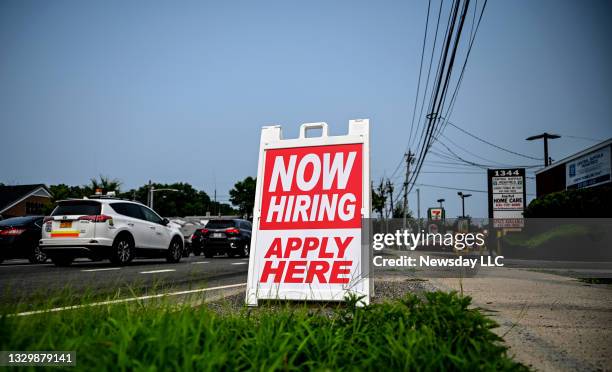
[40,197,184,266]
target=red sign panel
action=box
[259,143,363,230]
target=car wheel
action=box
[28,246,47,264]
[110,236,134,266]
[166,238,182,263]
[182,250,190,258]
[239,243,250,258]
[51,256,73,267]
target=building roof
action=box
[535,138,612,175]
[0,184,53,214]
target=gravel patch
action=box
[203,276,437,314]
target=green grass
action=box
[502,224,589,248]
[577,277,612,284]
[0,292,527,371]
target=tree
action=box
[393,203,412,219]
[46,177,240,217]
[372,181,387,219]
[119,182,238,217]
[229,177,256,217]
[524,186,611,218]
[88,175,121,195]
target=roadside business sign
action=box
[246,120,371,306]
[428,223,439,234]
[566,146,611,190]
[428,207,444,221]
[457,218,469,234]
[487,168,526,228]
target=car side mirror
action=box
[162,218,170,226]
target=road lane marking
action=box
[0,263,53,268]
[191,261,210,264]
[82,268,121,272]
[231,262,248,265]
[139,269,176,274]
[9,283,247,317]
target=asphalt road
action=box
[0,255,249,308]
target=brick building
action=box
[0,184,53,218]
[535,139,611,197]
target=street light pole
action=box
[526,133,561,167]
[149,188,180,210]
[437,198,445,209]
[457,192,472,218]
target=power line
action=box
[439,0,488,122]
[421,170,484,174]
[416,182,487,193]
[414,182,536,196]
[446,121,543,160]
[409,0,446,152]
[438,132,516,165]
[430,146,542,169]
[409,0,471,192]
[407,0,432,149]
[561,134,606,142]
[411,0,488,186]
[409,0,463,190]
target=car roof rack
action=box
[86,195,133,201]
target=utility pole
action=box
[526,133,561,167]
[150,188,180,211]
[214,188,218,216]
[416,188,421,231]
[386,179,394,218]
[147,180,152,207]
[416,188,421,221]
[403,151,414,227]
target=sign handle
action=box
[299,122,329,139]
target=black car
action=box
[0,216,47,264]
[191,219,251,258]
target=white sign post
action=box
[246,120,371,306]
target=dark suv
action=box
[0,216,47,264]
[191,219,251,258]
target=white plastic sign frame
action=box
[245,120,371,306]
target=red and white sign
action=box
[429,208,443,221]
[246,121,371,306]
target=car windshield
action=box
[52,201,101,216]
[206,220,235,229]
[0,216,36,226]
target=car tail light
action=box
[199,228,209,235]
[78,215,113,223]
[43,216,54,223]
[0,228,26,236]
[225,227,240,235]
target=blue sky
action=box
[1,0,611,217]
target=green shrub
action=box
[524,186,611,217]
[0,292,526,371]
